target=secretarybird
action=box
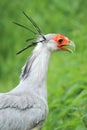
[0,12,75,130]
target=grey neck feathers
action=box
[20,53,38,79]
[20,45,51,82]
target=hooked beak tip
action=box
[69,41,75,48]
[66,41,75,53]
[69,41,75,52]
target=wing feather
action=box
[0,93,48,130]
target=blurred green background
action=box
[0,0,87,129]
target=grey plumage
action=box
[0,93,48,130]
[0,34,55,130]
[0,33,74,130]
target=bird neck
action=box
[19,44,51,98]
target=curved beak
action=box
[61,41,75,53]
[67,41,75,53]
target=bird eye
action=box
[58,39,63,43]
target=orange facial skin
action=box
[52,34,71,49]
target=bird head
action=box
[41,34,75,53]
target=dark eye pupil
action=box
[58,39,63,43]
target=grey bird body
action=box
[0,93,48,130]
